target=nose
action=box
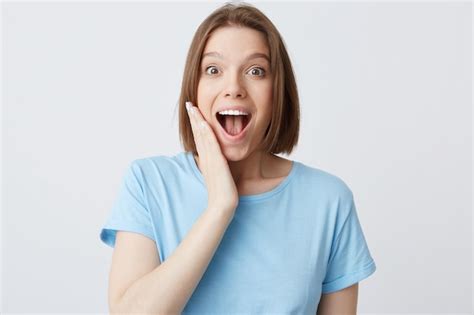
[224,73,246,98]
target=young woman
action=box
[100,2,376,314]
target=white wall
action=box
[2,1,472,313]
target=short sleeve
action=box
[321,195,376,294]
[100,161,156,248]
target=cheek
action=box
[258,110,273,126]
[197,82,218,122]
[197,78,215,92]
[249,82,272,98]
[197,83,214,106]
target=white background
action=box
[2,0,472,313]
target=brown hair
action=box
[177,1,300,156]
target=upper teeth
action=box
[218,110,249,116]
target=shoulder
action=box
[295,161,354,202]
[127,151,192,183]
[130,152,186,172]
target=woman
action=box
[100,2,376,314]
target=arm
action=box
[109,208,234,314]
[316,283,359,315]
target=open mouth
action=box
[215,113,252,137]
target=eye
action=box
[248,67,266,77]
[205,66,219,75]
[203,66,266,77]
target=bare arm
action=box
[110,208,234,314]
[316,283,358,315]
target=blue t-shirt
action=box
[100,151,376,313]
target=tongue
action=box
[224,115,244,136]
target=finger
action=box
[186,102,221,153]
[187,102,214,160]
[186,101,207,131]
[186,101,204,154]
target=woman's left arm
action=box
[316,283,358,315]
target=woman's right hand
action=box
[186,101,239,215]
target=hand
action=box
[185,101,239,214]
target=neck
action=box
[227,150,271,183]
[194,150,274,184]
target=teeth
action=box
[218,110,249,116]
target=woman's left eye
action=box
[248,67,266,76]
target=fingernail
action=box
[185,101,192,111]
[199,121,207,129]
[186,101,194,115]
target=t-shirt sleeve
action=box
[321,193,376,294]
[100,161,156,248]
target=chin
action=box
[221,147,249,162]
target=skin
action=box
[194,25,291,191]
[317,283,358,314]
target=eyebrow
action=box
[202,51,270,63]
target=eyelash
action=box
[203,65,267,77]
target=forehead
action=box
[203,26,269,56]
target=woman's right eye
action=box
[204,66,219,75]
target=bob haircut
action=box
[178,1,300,156]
